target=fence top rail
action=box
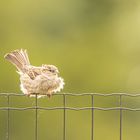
[1,93,140,97]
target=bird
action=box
[4,49,64,98]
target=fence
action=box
[0,93,140,140]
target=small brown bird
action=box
[4,49,64,98]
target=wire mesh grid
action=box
[1,93,140,140]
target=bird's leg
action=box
[47,94,52,98]
[47,89,52,98]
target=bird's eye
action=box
[50,69,55,73]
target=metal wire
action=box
[1,92,140,96]
[1,93,140,140]
[119,95,122,140]
[63,94,66,140]
[91,95,94,140]
[1,106,140,111]
[35,95,38,140]
[6,95,10,140]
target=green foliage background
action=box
[1,0,140,140]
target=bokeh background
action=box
[1,0,140,140]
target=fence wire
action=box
[1,93,140,140]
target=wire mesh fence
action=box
[1,93,140,140]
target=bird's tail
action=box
[4,49,30,72]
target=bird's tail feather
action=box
[4,49,30,72]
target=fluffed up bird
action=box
[4,49,64,98]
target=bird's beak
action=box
[56,69,59,74]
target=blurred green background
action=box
[1,0,140,140]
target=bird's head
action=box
[42,64,59,75]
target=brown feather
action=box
[4,49,30,73]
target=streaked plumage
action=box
[4,49,64,98]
